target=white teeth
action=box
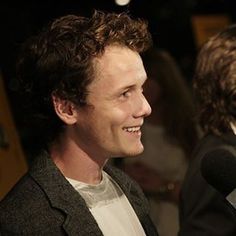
[124,126,140,132]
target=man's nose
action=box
[133,93,152,118]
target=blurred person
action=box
[0,11,159,235]
[122,47,199,236]
[179,24,236,236]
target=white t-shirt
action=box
[66,171,146,236]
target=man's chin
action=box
[123,145,144,157]
[109,142,144,157]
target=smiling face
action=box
[73,45,151,159]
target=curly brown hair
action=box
[17,10,152,152]
[193,24,236,135]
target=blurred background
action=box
[1,0,236,211]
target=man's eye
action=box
[122,90,131,97]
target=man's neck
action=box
[50,136,107,185]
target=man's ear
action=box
[52,95,78,125]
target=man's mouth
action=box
[123,126,141,133]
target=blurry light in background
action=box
[115,0,130,6]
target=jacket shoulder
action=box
[0,174,63,234]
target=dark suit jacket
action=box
[179,133,236,236]
[0,151,158,236]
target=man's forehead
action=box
[86,45,146,94]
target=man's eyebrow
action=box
[119,84,135,91]
[119,77,148,90]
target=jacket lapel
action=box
[29,151,103,236]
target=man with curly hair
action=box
[179,25,236,236]
[0,11,158,235]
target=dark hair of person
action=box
[17,10,152,155]
[193,24,236,135]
